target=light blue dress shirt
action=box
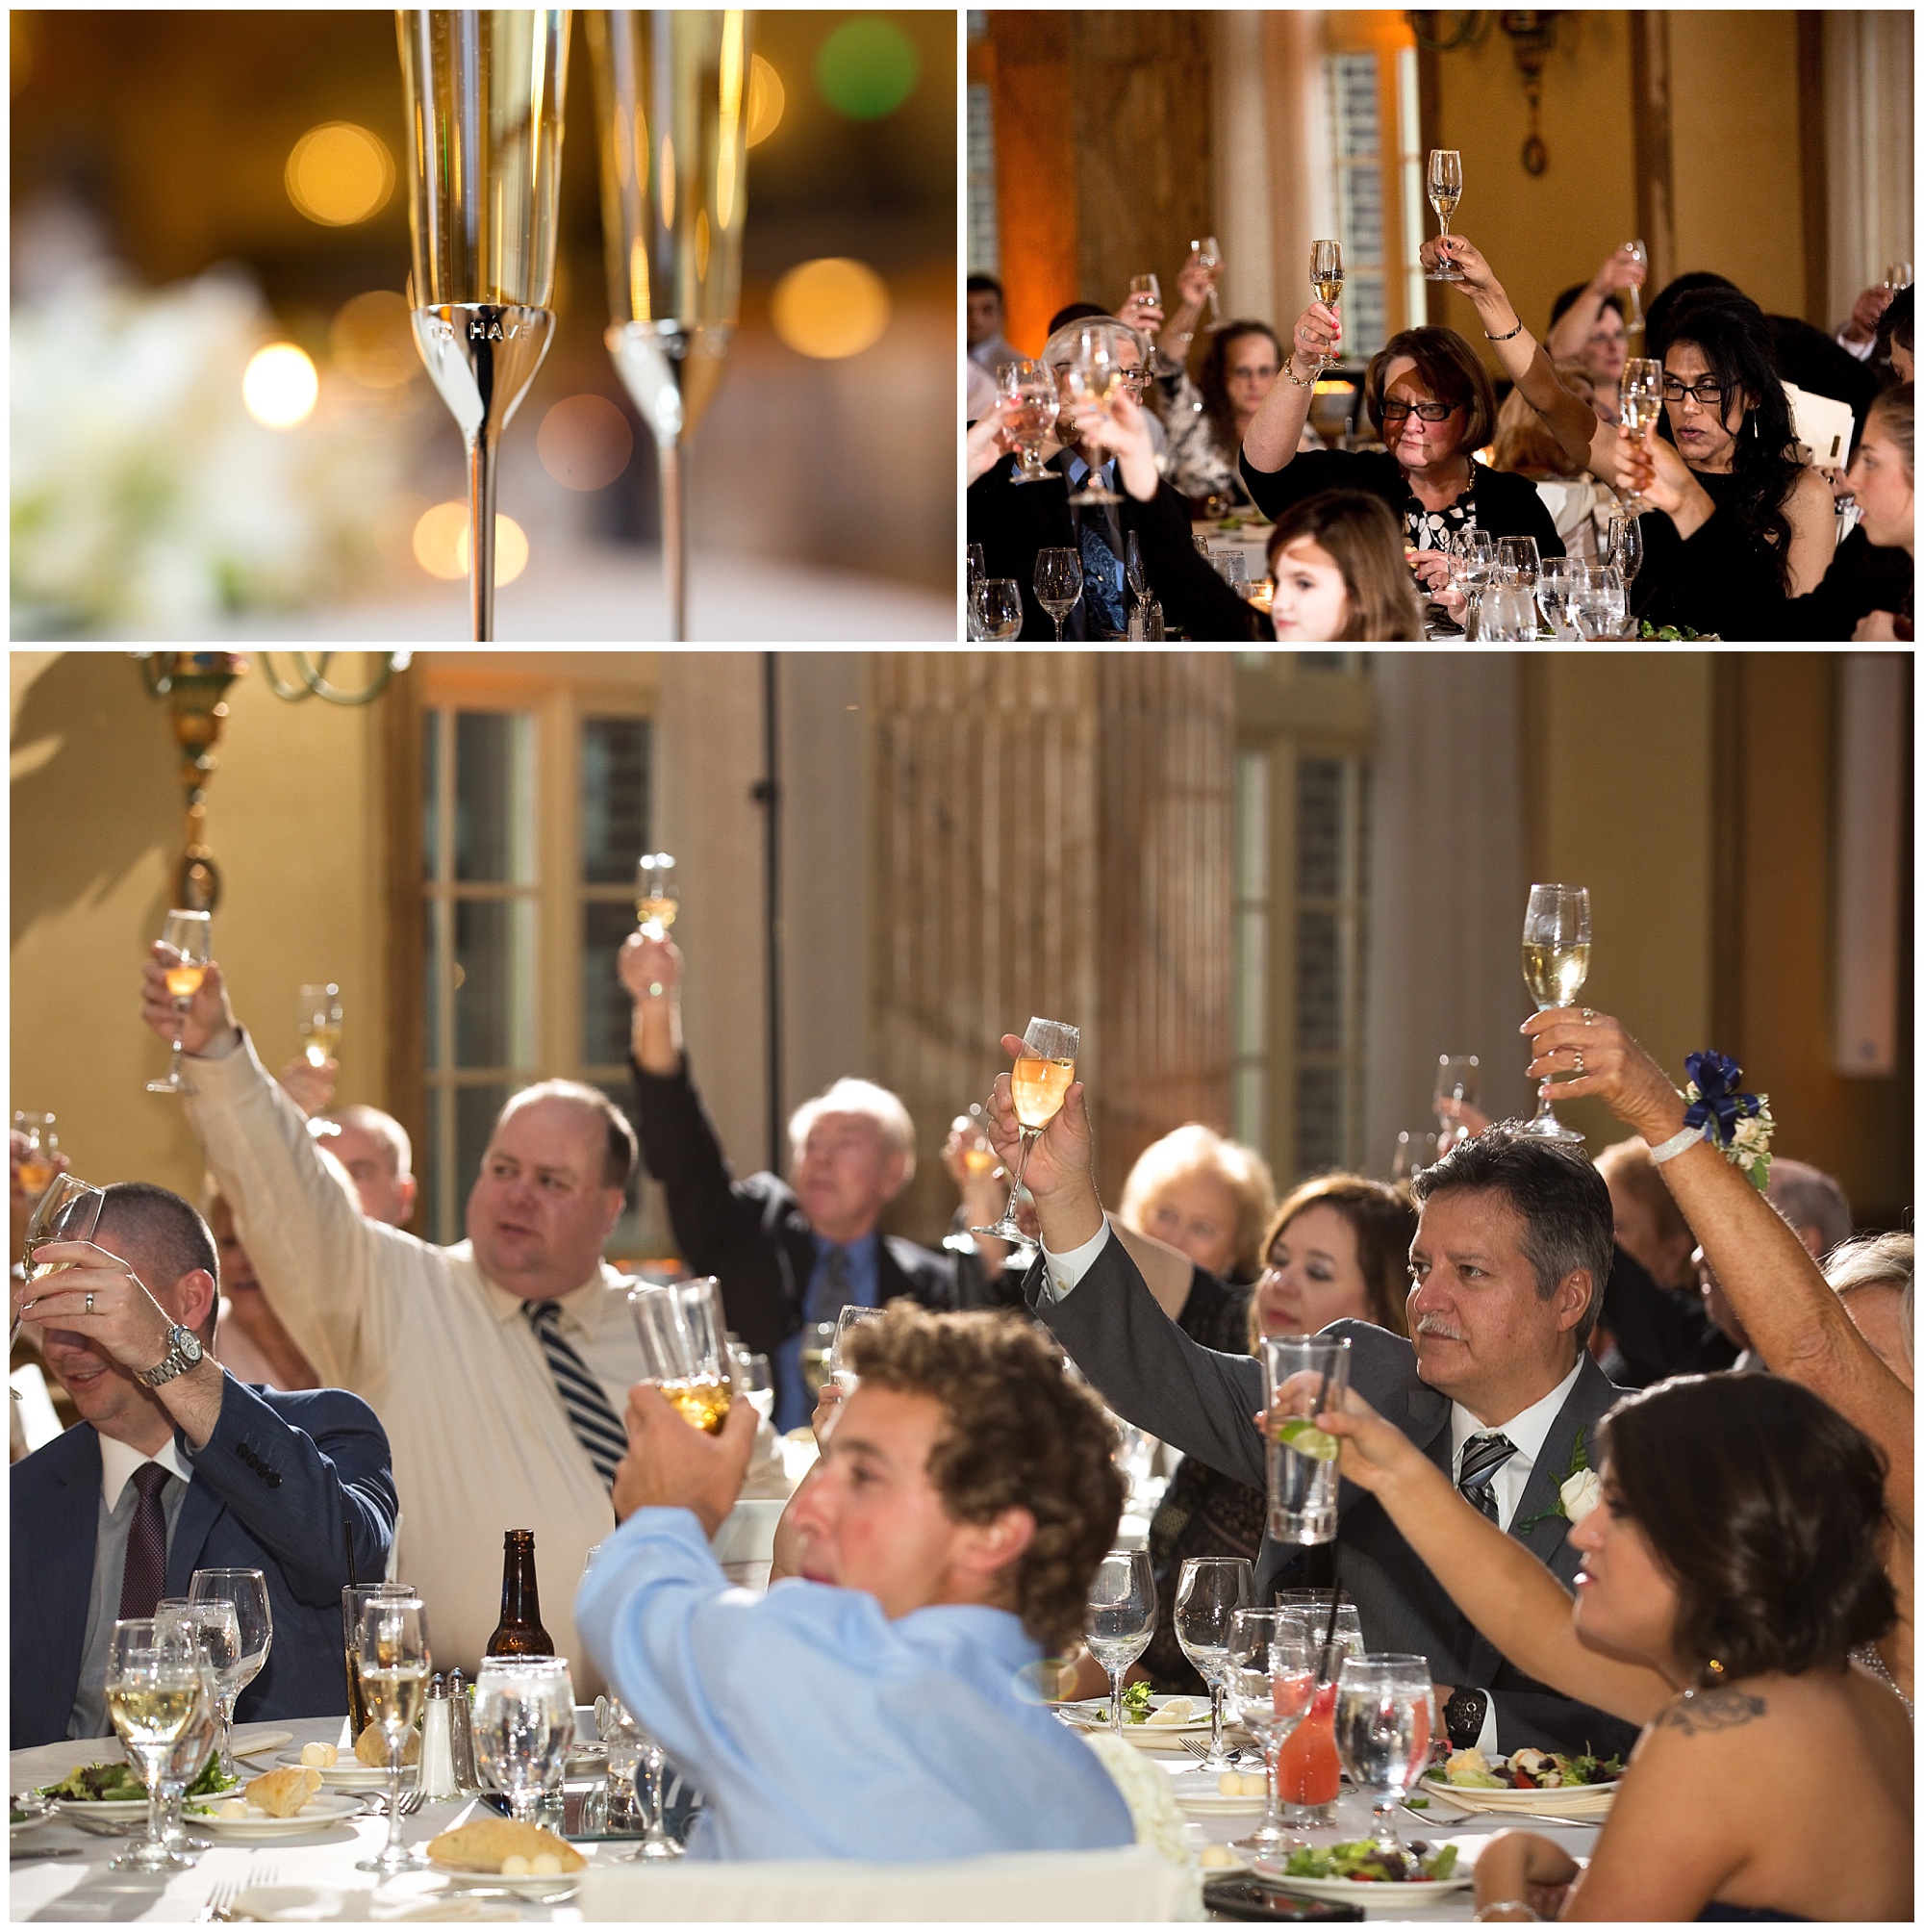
[576,1508,1135,1862]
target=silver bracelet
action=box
[1648,1123,1704,1164]
[1473,1906,1541,1923]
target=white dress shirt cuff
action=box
[1835,329,1875,363]
[1037,1224,1113,1302]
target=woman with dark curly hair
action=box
[1316,1372,1911,1919]
[1160,319,1285,507]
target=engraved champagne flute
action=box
[1425,150,1464,282]
[397,10,568,644]
[975,1018,1079,1241]
[590,10,753,643]
[1519,883,1591,1143]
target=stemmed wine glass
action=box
[157,1600,240,1818]
[1519,883,1592,1143]
[1223,1607,1316,1856]
[1618,357,1664,516]
[104,1618,218,1872]
[1334,1653,1435,1863]
[1085,1549,1156,1733]
[1125,530,1150,611]
[1308,241,1343,371]
[1624,240,1648,338]
[596,1693,682,1860]
[1032,550,1083,643]
[355,1590,432,1875]
[589,10,753,643]
[148,910,212,1096]
[829,1304,883,1392]
[975,1018,1080,1240]
[1536,556,1583,639]
[1605,511,1642,592]
[187,1567,272,1782]
[473,1654,575,1827]
[1191,236,1224,326]
[1425,151,1464,281]
[296,983,342,1069]
[397,10,569,644]
[1432,1055,1480,1152]
[974,578,1023,641]
[636,852,680,941]
[1065,330,1124,506]
[22,1173,105,1283]
[13,1112,58,1200]
[1174,1557,1253,1772]
[1001,358,1061,487]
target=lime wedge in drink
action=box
[1276,1416,1340,1462]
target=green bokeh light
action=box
[814,17,919,121]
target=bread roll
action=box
[245,1767,316,1818]
[426,1818,585,1873]
[355,1720,421,1767]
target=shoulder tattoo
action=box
[1653,1687,1767,1736]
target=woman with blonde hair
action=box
[1117,1123,1274,1286]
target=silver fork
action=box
[197,1880,238,1921]
[369,1787,424,1817]
[1177,1737,1249,1767]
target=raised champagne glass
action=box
[1308,240,1343,371]
[1065,329,1124,506]
[635,852,680,939]
[397,10,569,644]
[1191,235,1224,326]
[1519,882,1592,1143]
[1425,150,1464,282]
[1618,357,1663,516]
[297,983,342,1068]
[1001,357,1060,486]
[12,1111,58,1201]
[975,1017,1079,1241]
[148,909,212,1096]
[1624,239,1648,339]
[590,10,753,643]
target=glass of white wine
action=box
[628,1276,734,1433]
[1001,357,1061,488]
[1618,357,1664,515]
[1519,883,1592,1143]
[21,1173,103,1287]
[13,1111,58,1201]
[355,1589,432,1873]
[1308,241,1344,371]
[105,1618,215,1872]
[1425,150,1465,282]
[974,1018,1080,1241]
[148,909,212,1096]
[1624,239,1648,338]
[296,983,342,1068]
[829,1304,884,1393]
[636,852,680,940]
[1065,330,1124,506]
[1191,236,1224,325]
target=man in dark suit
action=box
[11,1182,396,1748]
[620,933,955,1431]
[982,1042,1636,1762]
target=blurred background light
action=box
[771,257,891,359]
[747,53,785,148]
[413,501,529,586]
[241,343,318,427]
[814,17,919,120]
[286,121,393,226]
[330,290,417,390]
[538,393,634,491]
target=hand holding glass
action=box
[148,910,212,1096]
[975,1018,1079,1240]
[1518,883,1592,1143]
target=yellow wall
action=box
[1431,13,1638,369]
[1666,12,1806,320]
[11,652,390,1203]
[1527,652,1714,1150]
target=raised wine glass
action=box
[104,1618,215,1872]
[1065,330,1124,506]
[186,1567,272,1782]
[1033,549,1083,643]
[1002,357,1061,487]
[636,852,680,941]
[1624,239,1649,338]
[397,10,569,643]
[1618,357,1663,516]
[589,11,753,642]
[974,578,1023,641]
[1223,1607,1317,1855]
[1191,236,1224,325]
[22,1173,105,1284]
[1432,1055,1480,1151]
[1425,151,1465,281]
[1085,1549,1156,1733]
[1519,883,1592,1143]
[1334,1653,1435,1863]
[828,1304,884,1393]
[1175,1557,1253,1771]
[148,909,212,1096]
[13,1111,58,1200]
[296,983,342,1069]
[355,1590,431,1874]
[975,1018,1079,1240]
[1308,240,1343,371]
[473,1653,575,1828]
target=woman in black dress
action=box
[1139,1175,1415,1693]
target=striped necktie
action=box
[525,1302,628,1488]
[1457,1432,1517,1523]
[807,1244,854,1327]
[118,1464,173,1620]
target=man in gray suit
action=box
[984,1042,1636,1763]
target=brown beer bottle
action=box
[486,1530,555,1656]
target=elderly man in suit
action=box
[11,1182,394,1747]
[983,1037,1637,1763]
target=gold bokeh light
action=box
[770,258,891,360]
[287,122,394,227]
[413,502,529,587]
[241,343,319,428]
[747,54,784,148]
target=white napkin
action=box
[232,1886,516,1922]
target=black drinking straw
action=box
[1318,1581,1346,1688]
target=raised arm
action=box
[1240,299,1337,473]
[1545,247,1645,367]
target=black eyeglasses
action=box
[1380,399,1456,424]
[1661,377,1728,405]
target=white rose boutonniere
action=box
[1558,1468,1605,1523]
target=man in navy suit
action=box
[11,1182,395,1747]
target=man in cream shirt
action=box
[142,949,657,1687]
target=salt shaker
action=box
[447,1666,480,1793]
[418,1672,457,1799]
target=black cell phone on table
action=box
[1202,1873,1364,1921]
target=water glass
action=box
[1579,563,1627,640]
[187,1568,271,1782]
[1222,1608,1316,1855]
[973,577,1023,641]
[1261,1334,1352,1543]
[472,1654,574,1824]
[1174,1557,1253,1770]
[1536,556,1582,637]
[1335,1653,1435,1857]
[1085,1549,1156,1732]
[155,1601,239,1804]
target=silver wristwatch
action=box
[139,1325,205,1388]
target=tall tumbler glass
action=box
[397,10,570,643]
[1261,1334,1351,1544]
[589,10,752,643]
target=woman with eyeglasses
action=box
[1421,236,1835,637]
[1239,302,1564,609]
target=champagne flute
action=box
[1519,883,1592,1143]
[105,1618,213,1871]
[1884,261,1915,292]
[1432,1055,1480,1151]
[148,909,212,1096]
[590,10,753,643]
[397,10,568,644]
[967,544,986,638]
[355,1590,432,1873]
[1001,357,1061,487]
[975,1017,1080,1240]
[829,1304,883,1393]
[1308,241,1343,372]
[636,852,680,940]
[1618,357,1663,516]
[296,984,342,1069]
[1065,329,1124,506]
[973,578,1023,641]
[1224,1608,1317,1855]
[186,1567,272,1781]
[1334,1653,1434,1861]
[1605,511,1642,590]
[1425,151,1464,281]
[473,1653,574,1825]
[1191,236,1223,325]
[1085,1549,1156,1733]
[1624,239,1648,338]
[1032,549,1083,644]
[1128,270,1161,311]
[13,1111,58,1200]
[1174,1557,1253,1771]
[1125,529,1150,608]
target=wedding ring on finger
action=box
[1581,1007,1596,1022]
[1573,1053,1587,1076]
[85,1292,94,1314]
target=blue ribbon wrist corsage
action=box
[1681,1051,1774,1191]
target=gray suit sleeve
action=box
[1025,1239,1267,1490]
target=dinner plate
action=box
[273,1751,412,1792]
[187,1791,365,1838]
[1167,1771,1266,1817]
[427,1854,585,1897]
[1420,1768,1616,1816]
[1249,1848,1474,1903]
[1056,1695,1213,1748]
[10,1798,57,1843]
[49,1794,155,1821]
